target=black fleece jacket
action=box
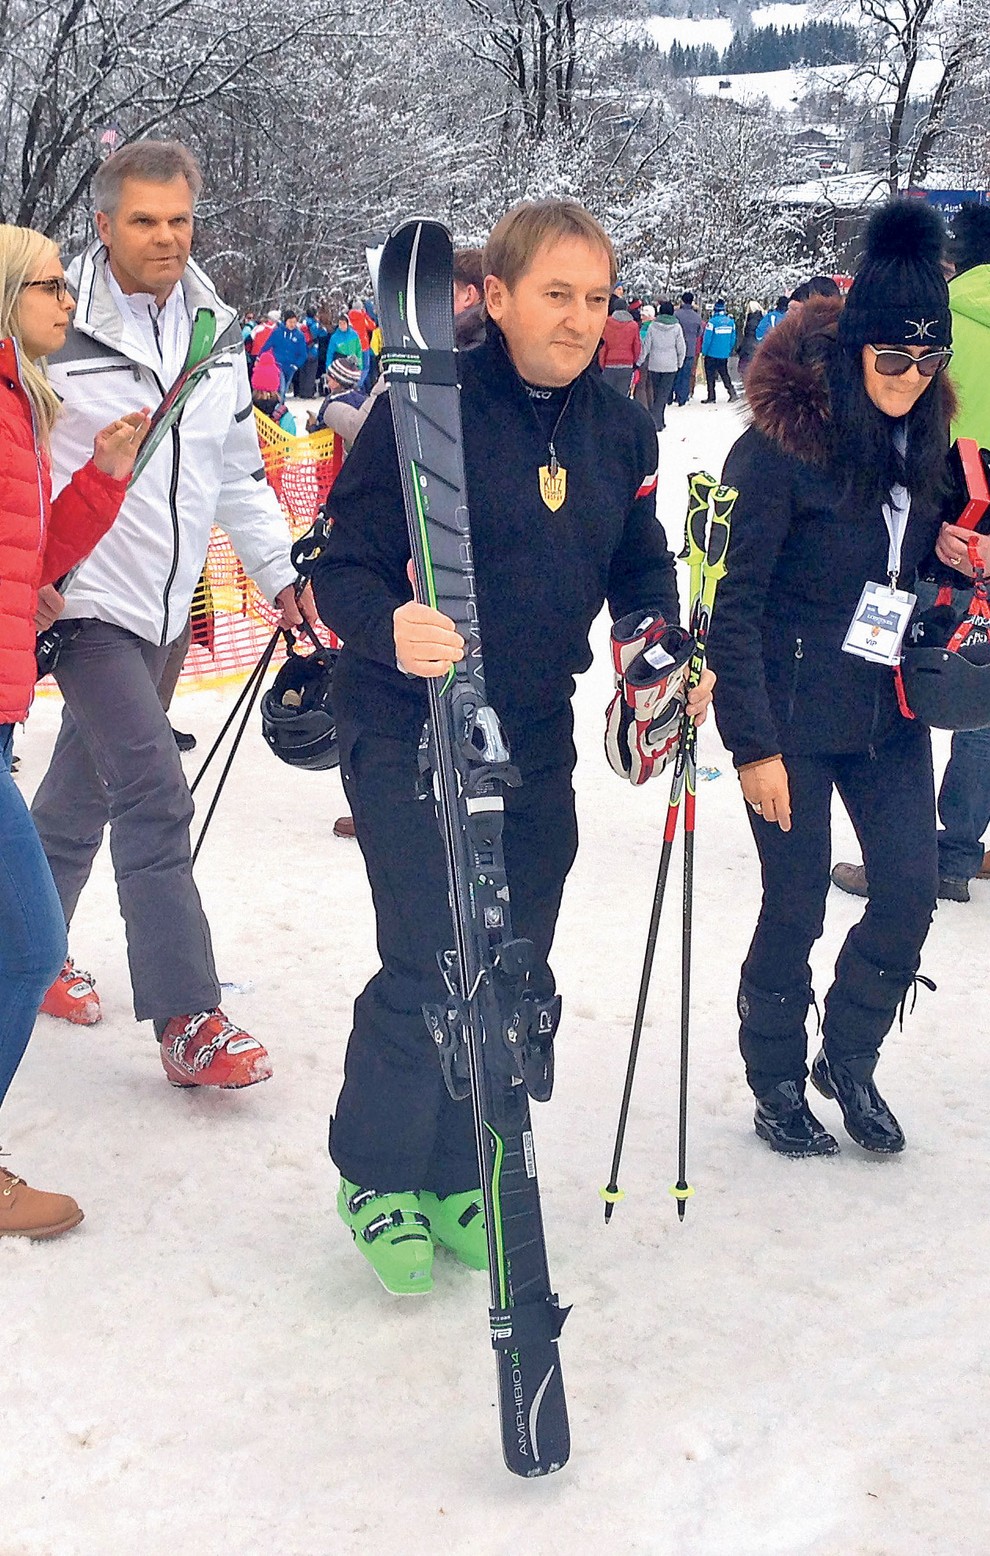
[312,326,678,759]
[708,300,950,767]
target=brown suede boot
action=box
[0,1163,84,1239]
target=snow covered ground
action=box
[5,395,990,1555]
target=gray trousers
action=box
[30,621,221,1024]
[156,615,192,711]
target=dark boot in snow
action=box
[754,1080,839,1157]
[816,941,930,1153]
[810,1049,905,1154]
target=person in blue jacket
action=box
[701,299,738,402]
[263,310,309,399]
[755,295,790,342]
[325,312,363,375]
[296,309,327,398]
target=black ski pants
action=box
[648,370,677,429]
[703,357,735,401]
[739,721,937,1095]
[331,713,578,1196]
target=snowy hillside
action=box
[638,4,948,114]
[642,4,814,52]
[691,57,947,111]
[4,395,988,1555]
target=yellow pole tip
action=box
[599,1186,626,1204]
[668,1184,695,1201]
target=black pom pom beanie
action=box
[838,197,951,350]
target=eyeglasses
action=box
[867,344,952,378]
[21,277,70,303]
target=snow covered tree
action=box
[842,0,990,191]
[0,0,330,238]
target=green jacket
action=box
[949,263,990,444]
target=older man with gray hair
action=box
[31,139,316,1090]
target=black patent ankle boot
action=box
[810,1049,905,1154]
[753,1080,840,1158]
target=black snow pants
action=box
[331,710,578,1195]
[703,357,735,401]
[737,721,937,1096]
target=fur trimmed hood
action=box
[743,294,841,464]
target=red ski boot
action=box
[158,1010,273,1089]
[40,959,101,1026]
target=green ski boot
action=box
[420,1190,488,1271]
[337,1180,434,1295]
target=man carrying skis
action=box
[312,199,714,1294]
[31,139,317,1087]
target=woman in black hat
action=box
[707,199,959,1159]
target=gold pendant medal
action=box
[539,460,567,513]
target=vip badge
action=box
[539,463,567,512]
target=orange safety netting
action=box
[39,410,343,697]
[178,411,342,689]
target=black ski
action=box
[372,218,570,1477]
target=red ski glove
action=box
[605,609,695,785]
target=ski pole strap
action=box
[679,471,719,570]
[490,1294,571,1352]
[382,348,459,386]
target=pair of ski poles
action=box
[602,471,738,1224]
[188,602,325,866]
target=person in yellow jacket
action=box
[932,204,990,894]
[946,204,990,444]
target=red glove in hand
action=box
[605,610,695,785]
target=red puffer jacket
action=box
[0,336,128,723]
[599,311,641,369]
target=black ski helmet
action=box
[260,643,340,770]
[899,568,990,731]
[899,643,990,731]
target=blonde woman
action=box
[0,223,147,1237]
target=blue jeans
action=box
[937,728,990,880]
[672,358,693,405]
[0,725,68,1110]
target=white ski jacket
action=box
[48,243,296,646]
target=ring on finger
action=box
[750,801,763,814]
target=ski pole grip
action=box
[705,484,738,580]
[679,471,718,566]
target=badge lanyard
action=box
[882,485,911,590]
[842,482,918,667]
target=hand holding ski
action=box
[393,568,466,676]
[92,409,152,481]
